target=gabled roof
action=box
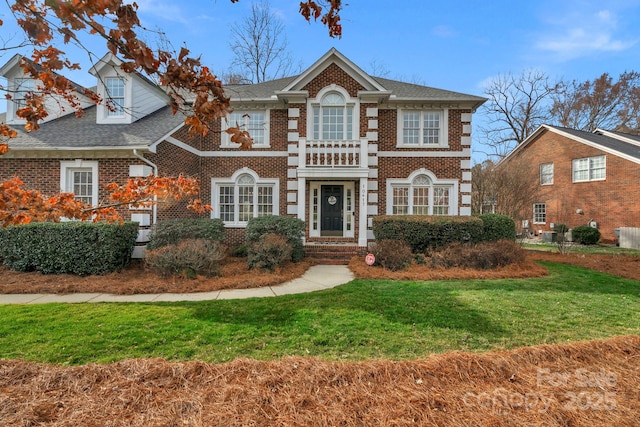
[223,48,486,109]
[4,105,185,151]
[502,124,640,165]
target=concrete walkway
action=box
[0,265,354,305]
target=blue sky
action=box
[2,0,640,161]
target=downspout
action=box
[133,149,158,224]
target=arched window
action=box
[312,91,354,140]
[213,170,278,226]
[387,170,456,216]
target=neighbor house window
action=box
[397,109,448,147]
[312,92,354,140]
[223,111,268,146]
[533,203,546,224]
[13,78,35,110]
[105,77,125,117]
[540,163,554,185]
[572,155,605,182]
[212,170,278,226]
[60,160,99,207]
[387,172,455,216]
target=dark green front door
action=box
[321,185,343,236]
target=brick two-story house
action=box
[499,124,640,243]
[1,48,486,257]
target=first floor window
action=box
[213,171,278,225]
[60,160,99,207]
[389,172,454,216]
[533,203,546,224]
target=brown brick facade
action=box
[507,130,640,242]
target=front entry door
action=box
[321,185,343,236]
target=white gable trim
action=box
[281,48,387,93]
[595,128,640,147]
[501,125,640,166]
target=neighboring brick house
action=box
[499,124,640,243]
[1,48,486,256]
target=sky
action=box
[1,0,640,162]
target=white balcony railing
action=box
[299,139,367,168]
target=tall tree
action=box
[479,70,562,157]
[550,71,640,133]
[228,0,294,83]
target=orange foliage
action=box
[3,0,343,135]
[0,175,210,228]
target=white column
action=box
[358,177,368,247]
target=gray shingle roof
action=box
[548,125,640,162]
[6,106,185,150]
[222,75,486,105]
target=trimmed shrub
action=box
[430,240,525,270]
[247,233,293,272]
[373,239,413,271]
[145,238,226,279]
[0,221,138,275]
[245,215,305,262]
[147,218,224,250]
[478,214,516,241]
[230,244,249,257]
[572,225,601,245]
[372,215,484,253]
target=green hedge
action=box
[572,225,601,245]
[478,214,516,241]
[0,221,138,275]
[372,215,484,252]
[147,218,225,249]
[245,215,305,262]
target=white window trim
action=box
[572,155,606,183]
[533,203,546,224]
[211,168,279,228]
[221,110,271,148]
[307,85,359,141]
[97,72,132,124]
[396,108,449,148]
[60,160,99,207]
[385,168,458,215]
[540,162,554,185]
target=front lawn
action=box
[0,262,638,365]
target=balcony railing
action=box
[299,139,367,168]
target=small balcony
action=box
[299,139,368,169]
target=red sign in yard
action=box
[365,253,375,266]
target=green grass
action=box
[0,262,638,365]
[523,242,640,255]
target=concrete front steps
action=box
[304,243,363,265]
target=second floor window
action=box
[225,111,267,146]
[573,155,605,182]
[540,163,554,185]
[14,78,35,110]
[312,92,354,140]
[402,111,441,145]
[105,77,125,117]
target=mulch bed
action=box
[1,335,638,426]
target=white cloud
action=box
[134,0,190,25]
[533,8,637,60]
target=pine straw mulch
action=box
[0,258,313,295]
[1,335,638,426]
[350,255,549,281]
[527,250,640,281]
